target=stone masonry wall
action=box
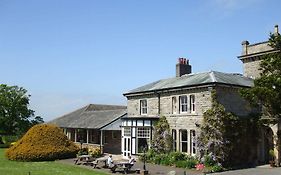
[216,86,254,116]
[243,59,262,79]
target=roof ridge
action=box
[209,71,217,82]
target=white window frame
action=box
[137,127,150,153]
[190,95,195,113]
[140,99,147,115]
[190,130,196,155]
[180,129,188,153]
[123,127,131,137]
[179,95,188,113]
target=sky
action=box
[0,0,281,122]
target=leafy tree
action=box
[151,116,173,153]
[240,32,281,121]
[0,84,44,135]
[197,90,239,166]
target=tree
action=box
[241,32,281,121]
[150,116,173,153]
[240,30,281,166]
[0,84,44,135]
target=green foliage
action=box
[1,135,19,145]
[151,116,173,153]
[77,148,88,156]
[240,32,281,121]
[175,159,197,169]
[143,149,198,169]
[198,90,239,166]
[0,84,44,135]
[5,124,79,161]
[168,151,187,162]
[211,164,223,172]
[0,144,10,148]
[203,154,216,167]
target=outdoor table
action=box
[74,155,92,165]
[95,157,108,167]
[114,162,133,174]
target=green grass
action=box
[0,148,108,175]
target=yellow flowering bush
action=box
[5,124,79,161]
[88,147,101,158]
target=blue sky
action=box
[0,0,280,121]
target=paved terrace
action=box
[58,155,281,175]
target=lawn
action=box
[0,148,109,175]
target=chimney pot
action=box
[274,25,279,36]
[176,58,192,77]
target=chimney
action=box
[241,40,249,55]
[176,58,192,77]
[274,25,279,36]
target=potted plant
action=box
[269,149,275,167]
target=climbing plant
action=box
[197,90,240,166]
[198,90,261,167]
[150,116,173,154]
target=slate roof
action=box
[49,104,127,129]
[124,71,254,95]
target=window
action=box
[124,127,131,137]
[172,97,177,114]
[190,130,196,155]
[137,127,150,138]
[112,131,118,139]
[180,130,188,152]
[137,127,150,153]
[190,95,195,113]
[172,129,177,151]
[179,96,188,113]
[140,100,147,115]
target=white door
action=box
[122,127,131,158]
[122,137,131,157]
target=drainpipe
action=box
[154,91,160,115]
[100,130,103,154]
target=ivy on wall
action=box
[197,90,260,167]
[150,116,173,154]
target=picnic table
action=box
[74,155,97,167]
[95,157,108,168]
[111,161,134,174]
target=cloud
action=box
[213,0,262,11]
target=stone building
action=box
[238,25,280,165]
[238,25,279,79]
[121,25,280,165]
[121,58,254,158]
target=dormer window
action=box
[140,99,147,115]
[179,95,188,113]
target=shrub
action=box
[77,148,88,156]
[160,154,171,165]
[211,164,223,172]
[203,154,216,167]
[175,160,187,168]
[2,135,19,145]
[0,144,10,148]
[169,152,186,162]
[186,158,198,169]
[88,147,102,158]
[5,124,79,161]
